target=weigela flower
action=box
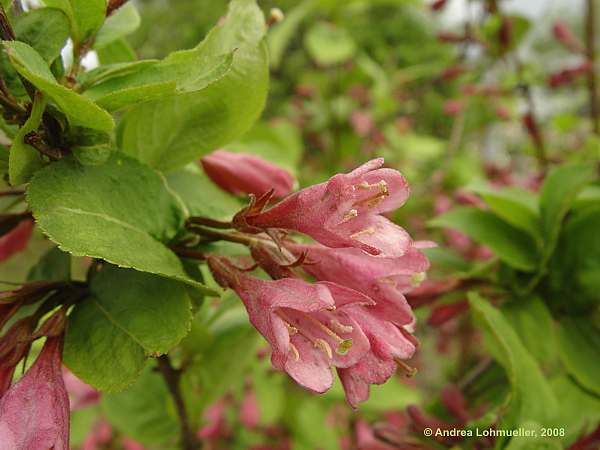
[201,150,295,198]
[289,243,429,327]
[208,255,373,394]
[337,312,418,407]
[234,159,412,257]
[0,337,69,450]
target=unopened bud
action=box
[267,8,284,27]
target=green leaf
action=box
[9,92,46,185]
[549,207,600,308]
[43,0,106,44]
[550,375,600,445]
[95,38,136,65]
[13,7,70,62]
[539,163,595,257]
[79,60,158,90]
[469,184,540,239]
[101,366,179,445]
[27,246,71,281]
[64,266,192,391]
[27,154,211,290]
[95,2,140,49]
[167,165,241,220]
[503,297,557,368]
[304,21,356,66]
[2,41,114,131]
[118,0,269,172]
[556,317,600,396]
[430,207,539,271]
[469,293,558,436]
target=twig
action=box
[187,225,257,246]
[106,0,129,16]
[170,246,207,260]
[188,216,233,229]
[457,357,493,392]
[157,355,200,450]
[0,5,15,40]
[0,188,24,197]
[586,0,599,134]
[24,132,66,160]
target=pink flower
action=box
[208,256,372,394]
[290,243,429,327]
[201,150,295,198]
[0,337,69,450]
[443,99,464,116]
[547,62,592,88]
[62,368,100,410]
[122,437,147,450]
[0,219,34,262]
[240,387,260,429]
[337,312,418,407]
[350,111,375,137]
[234,159,412,257]
[81,420,112,450]
[198,398,228,440]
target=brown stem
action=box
[586,0,599,134]
[0,188,24,197]
[187,225,256,246]
[457,357,493,393]
[171,246,207,260]
[188,216,233,229]
[0,5,15,40]
[24,132,66,160]
[157,355,200,450]
[106,0,129,16]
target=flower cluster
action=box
[202,154,430,406]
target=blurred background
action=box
[4,0,600,449]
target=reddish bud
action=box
[498,17,513,52]
[522,112,544,149]
[443,99,464,116]
[0,219,33,262]
[440,64,467,81]
[430,0,448,12]
[441,385,470,424]
[494,105,512,121]
[201,150,295,199]
[437,31,469,43]
[240,387,260,429]
[553,21,584,54]
[350,111,375,137]
[547,62,593,88]
[427,300,469,326]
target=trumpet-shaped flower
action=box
[289,243,429,327]
[0,337,69,450]
[207,256,372,393]
[234,159,412,257]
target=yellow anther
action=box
[340,208,359,224]
[330,319,353,334]
[315,339,333,359]
[290,343,300,361]
[350,227,376,240]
